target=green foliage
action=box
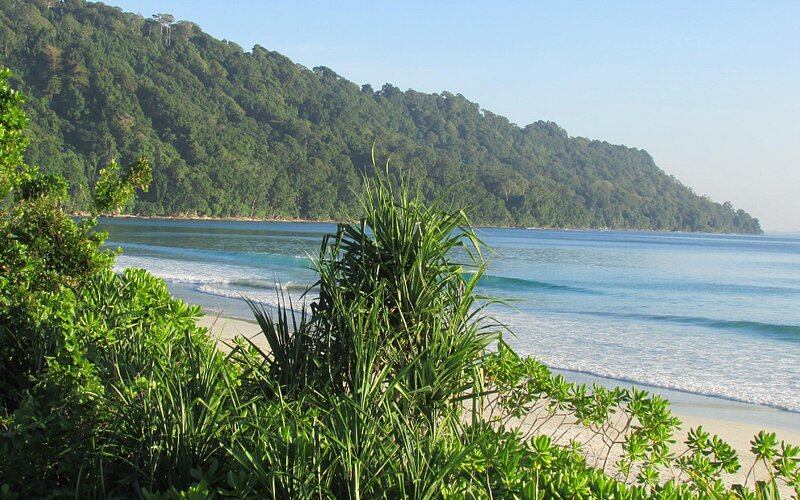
[17,171,68,200]
[0,1,761,232]
[93,156,152,213]
[481,341,800,498]
[0,67,31,199]
[310,170,495,400]
[230,169,500,496]
[1,67,227,496]
[1,70,795,498]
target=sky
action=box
[108,1,800,231]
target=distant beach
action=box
[92,212,762,234]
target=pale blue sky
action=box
[108,1,800,231]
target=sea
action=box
[102,218,800,415]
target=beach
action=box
[199,312,800,493]
[4,3,796,494]
[98,215,800,494]
[198,314,268,352]
[105,219,800,415]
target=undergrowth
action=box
[1,68,798,498]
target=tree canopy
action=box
[0,0,761,233]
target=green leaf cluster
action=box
[0,67,31,199]
[1,67,228,496]
[2,69,795,498]
[93,156,152,214]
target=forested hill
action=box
[0,1,761,233]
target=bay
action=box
[102,218,800,414]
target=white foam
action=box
[115,254,259,285]
[197,284,312,312]
[115,254,313,289]
[116,254,313,310]
[116,253,800,413]
[493,307,800,413]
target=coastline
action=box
[197,311,800,433]
[90,212,765,235]
[198,312,800,492]
[89,212,339,225]
[551,368,800,433]
[181,282,800,425]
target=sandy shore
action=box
[198,313,800,493]
[497,403,799,494]
[90,212,339,224]
[197,314,269,352]
[94,212,765,234]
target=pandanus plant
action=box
[247,159,500,427]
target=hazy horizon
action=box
[108,0,800,231]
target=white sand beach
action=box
[199,312,800,494]
[198,314,269,352]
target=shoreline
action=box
[550,368,800,432]
[169,283,800,430]
[549,365,800,417]
[89,212,765,236]
[186,284,800,425]
[90,212,339,225]
[196,310,800,433]
[198,312,800,493]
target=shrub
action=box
[1,68,798,498]
[0,67,233,497]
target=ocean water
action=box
[102,218,800,413]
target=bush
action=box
[1,68,798,498]
[0,67,231,496]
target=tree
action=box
[152,13,175,46]
[0,2,763,233]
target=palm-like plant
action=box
[250,166,499,417]
[233,165,501,496]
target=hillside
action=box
[0,0,761,233]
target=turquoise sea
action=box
[102,218,800,414]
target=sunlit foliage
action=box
[2,69,793,498]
